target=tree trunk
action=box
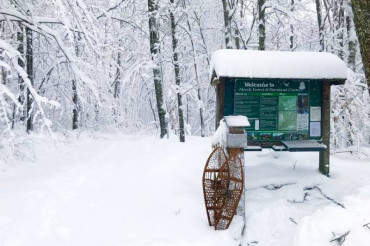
[197,89,205,137]
[234,0,247,49]
[183,8,205,137]
[258,0,266,50]
[0,64,6,85]
[221,0,233,49]
[334,0,345,59]
[193,11,210,66]
[148,0,167,138]
[222,0,236,49]
[170,0,185,142]
[25,27,33,133]
[114,51,121,99]
[346,1,357,70]
[346,11,357,71]
[351,0,370,92]
[72,32,81,130]
[114,21,124,100]
[16,23,25,124]
[315,0,325,52]
[290,0,294,50]
[72,79,78,130]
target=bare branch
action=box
[97,0,127,19]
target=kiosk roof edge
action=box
[210,50,348,83]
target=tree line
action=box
[0,0,369,153]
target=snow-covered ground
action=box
[1,134,369,246]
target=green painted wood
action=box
[309,80,322,106]
[224,78,235,116]
[223,78,323,144]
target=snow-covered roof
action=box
[210,49,348,81]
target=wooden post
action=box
[319,82,331,176]
[223,120,249,218]
[215,79,225,129]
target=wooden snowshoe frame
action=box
[202,147,244,230]
[202,147,227,226]
[214,155,244,230]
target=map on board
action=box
[278,111,297,131]
[279,96,297,111]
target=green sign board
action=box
[224,79,323,143]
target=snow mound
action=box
[212,120,228,148]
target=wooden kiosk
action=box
[210,50,347,176]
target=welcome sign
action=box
[231,79,322,143]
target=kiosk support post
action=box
[215,80,225,129]
[223,117,250,218]
[319,82,331,176]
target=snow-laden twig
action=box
[288,185,346,208]
[289,217,297,225]
[304,186,346,209]
[1,7,101,104]
[363,223,370,230]
[330,231,350,245]
[263,182,296,190]
[0,39,59,140]
[245,182,297,192]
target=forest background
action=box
[0,0,369,157]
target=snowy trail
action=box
[1,140,128,245]
[1,135,370,246]
[0,135,240,246]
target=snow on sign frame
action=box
[202,147,244,230]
